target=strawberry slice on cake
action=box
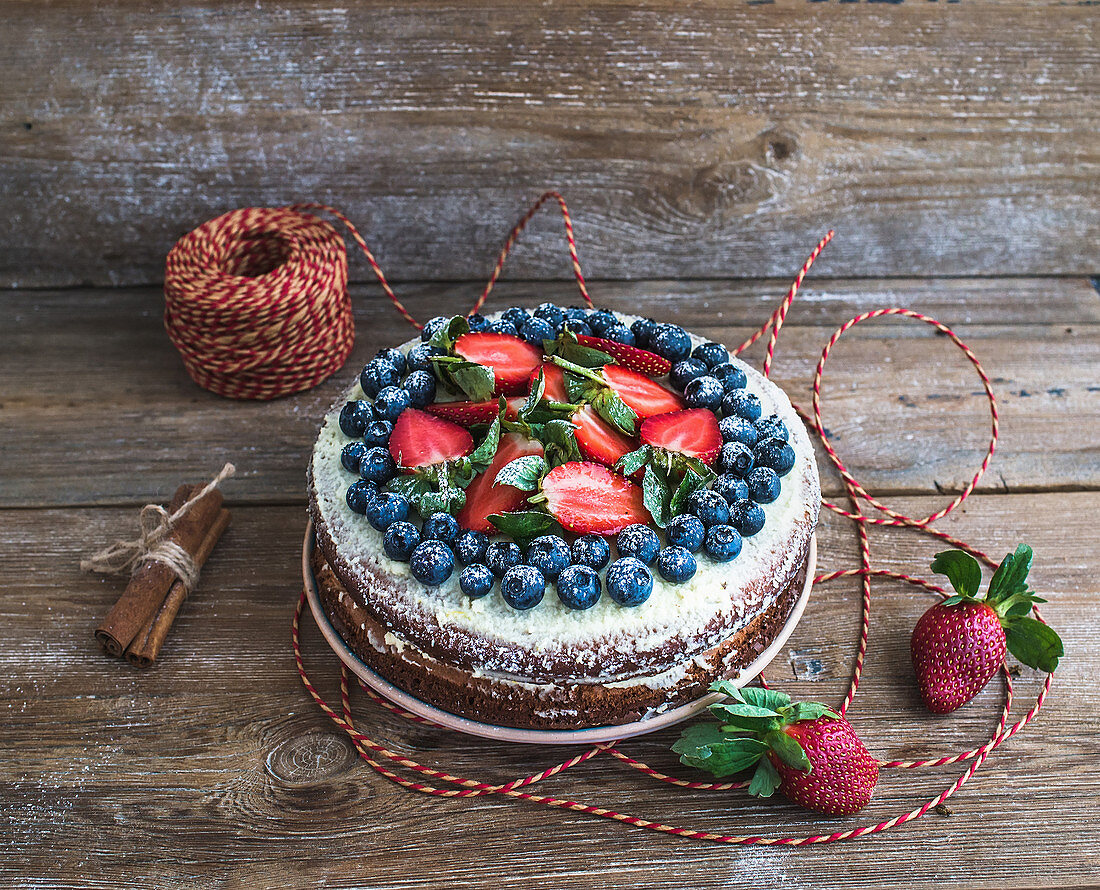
[457,432,545,533]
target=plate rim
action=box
[301,521,816,745]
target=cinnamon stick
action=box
[94,484,224,657]
[125,507,231,668]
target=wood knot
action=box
[264,730,357,786]
[789,647,828,680]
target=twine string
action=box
[81,463,235,592]
[289,200,1055,845]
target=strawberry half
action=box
[454,332,543,396]
[601,364,684,419]
[425,400,499,425]
[572,405,638,468]
[540,461,650,535]
[388,408,474,469]
[639,409,722,465]
[529,362,571,402]
[576,334,671,377]
[456,432,544,533]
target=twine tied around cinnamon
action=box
[81,463,235,592]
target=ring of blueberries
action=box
[334,304,797,612]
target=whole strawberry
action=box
[914,544,1063,713]
[673,682,878,815]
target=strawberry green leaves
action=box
[547,355,638,436]
[427,316,497,401]
[1005,617,1063,674]
[616,444,715,528]
[930,549,983,602]
[494,454,548,491]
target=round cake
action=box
[308,305,820,730]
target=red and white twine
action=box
[285,193,1054,845]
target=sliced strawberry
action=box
[457,432,545,533]
[640,408,722,465]
[576,334,671,377]
[541,462,650,535]
[425,400,499,425]
[601,364,685,419]
[388,408,474,469]
[505,397,527,419]
[528,362,571,402]
[572,405,638,468]
[454,332,543,396]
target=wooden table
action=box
[2,4,1098,888]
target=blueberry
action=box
[603,323,635,346]
[500,564,546,610]
[359,446,396,483]
[373,386,411,422]
[487,319,520,336]
[502,307,530,328]
[525,535,572,581]
[711,362,747,391]
[409,539,455,586]
[587,310,619,337]
[656,546,697,583]
[688,488,731,528]
[615,524,660,565]
[755,414,789,443]
[691,342,728,369]
[572,534,611,571]
[360,359,400,398]
[719,415,759,448]
[383,521,421,561]
[422,511,459,544]
[345,480,377,515]
[564,306,590,325]
[563,320,593,337]
[534,302,566,328]
[459,563,495,599]
[684,376,724,412]
[454,529,489,566]
[754,438,797,476]
[341,441,370,473]
[375,347,406,375]
[339,400,374,437]
[670,358,709,392]
[722,389,762,422]
[420,315,449,342]
[606,557,654,607]
[519,316,556,346]
[747,466,782,504]
[467,313,490,332]
[556,564,602,610]
[650,323,692,363]
[405,343,439,374]
[630,317,657,349]
[486,541,524,577]
[731,499,766,536]
[718,441,755,477]
[704,524,743,562]
[362,419,393,448]
[404,370,436,409]
[666,514,706,552]
[713,474,750,505]
[365,492,409,531]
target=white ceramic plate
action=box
[302,521,815,745]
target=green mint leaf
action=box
[615,445,652,478]
[930,549,983,600]
[988,544,1034,605]
[447,361,496,402]
[738,687,793,713]
[747,756,782,799]
[642,463,670,528]
[1004,616,1063,673]
[591,389,637,436]
[487,511,557,546]
[764,730,811,772]
[668,467,708,518]
[493,454,548,491]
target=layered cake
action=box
[307,305,820,730]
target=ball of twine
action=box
[164,206,355,400]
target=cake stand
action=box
[302,521,816,745]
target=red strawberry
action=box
[540,461,650,535]
[572,405,638,468]
[772,717,879,815]
[575,334,671,377]
[456,432,544,533]
[425,400,499,425]
[601,364,685,418]
[454,332,543,396]
[388,408,473,469]
[639,408,722,465]
[528,362,571,402]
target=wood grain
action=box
[2,2,1097,287]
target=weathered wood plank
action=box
[2,282,1097,507]
[1,495,1096,888]
[1,2,1097,286]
